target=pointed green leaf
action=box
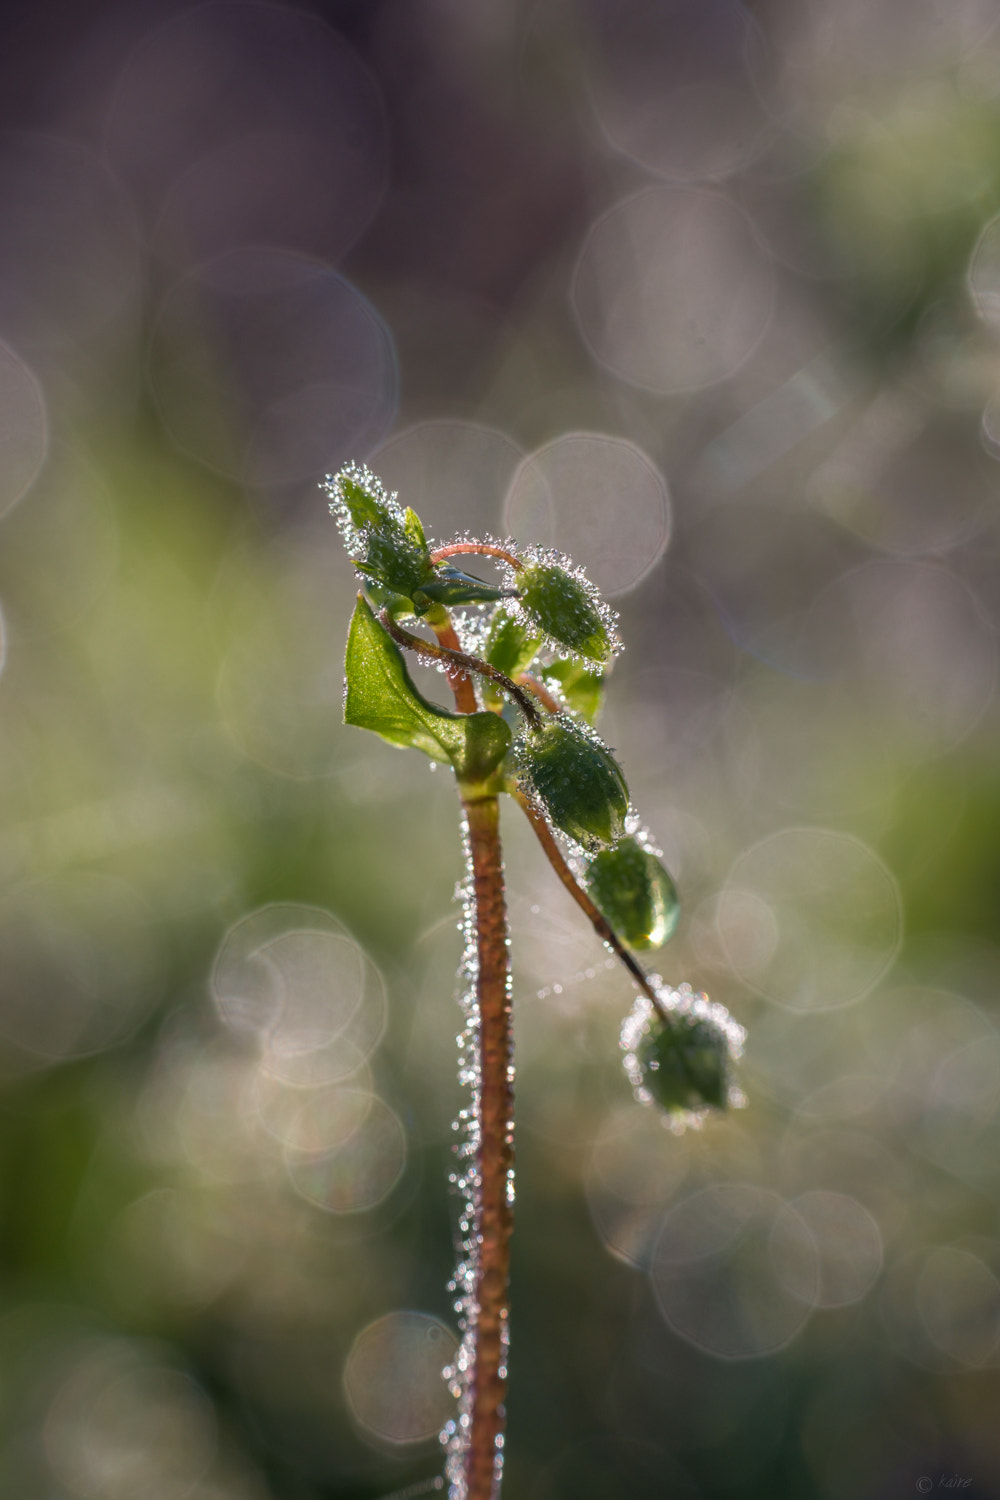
[403,507,427,553]
[344,595,466,764]
[338,473,392,533]
[326,464,433,600]
[413,566,510,610]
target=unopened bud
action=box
[585,837,679,950]
[517,718,628,848]
[518,562,612,664]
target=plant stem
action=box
[379,609,541,727]
[430,614,478,715]
[462,793,513,1500]
[513,789,671,1026]
[516,673,562,715]
[431,542,523,571]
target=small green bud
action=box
[518,561,613,664]
[517,718,629,848]
[639,1013,728,1111]
[585,837,679,950]
[360,527,431,600]
[621,988,745,1124]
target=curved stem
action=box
[463,794,513,1500]
[513,790,671,1026]
[431,542,523,571]
[379,609,541,728]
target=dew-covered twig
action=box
[515,673,562,716]
[458,793,513,1500]
[430,542,523,571]
[512,788,671,1026]
[429,613,478,715]
[379,609,542,728]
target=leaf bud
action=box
[585,837,679,950]
[325,463,432,601]
[621,987,745,1127]
[517,717,628,848]
[518,562,613,664]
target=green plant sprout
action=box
[325,462,745,1500]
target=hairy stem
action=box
[463,794,513,1500]
[431,542,523,571]
[430,614,478,715]
[379,609,541,727]
[516,673,562,716]
[513,789,671,1026]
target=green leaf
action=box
[413,566,509,610]
[518,562,613,664]
[542,659,604,724]
[517,718,629,848]
[585,838,679,950]
[360,528,431,599]
[485,609,541,680]
[339,473,392,533]
[403,507,427,553]
[344,595,466,764]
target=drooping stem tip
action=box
[513,789,671,1026]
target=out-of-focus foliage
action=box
[0,1,1000,1497]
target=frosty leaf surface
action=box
[414,565,509,609]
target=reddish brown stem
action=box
[516,673,562,716]
[463,794,513,1500]
[513,789,670,1026]
[431,616,478,715]
[431,542,523,570]
[378,609,541,728]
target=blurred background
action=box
[1,0,1000,1495]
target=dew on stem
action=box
[326,461,746,1498]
